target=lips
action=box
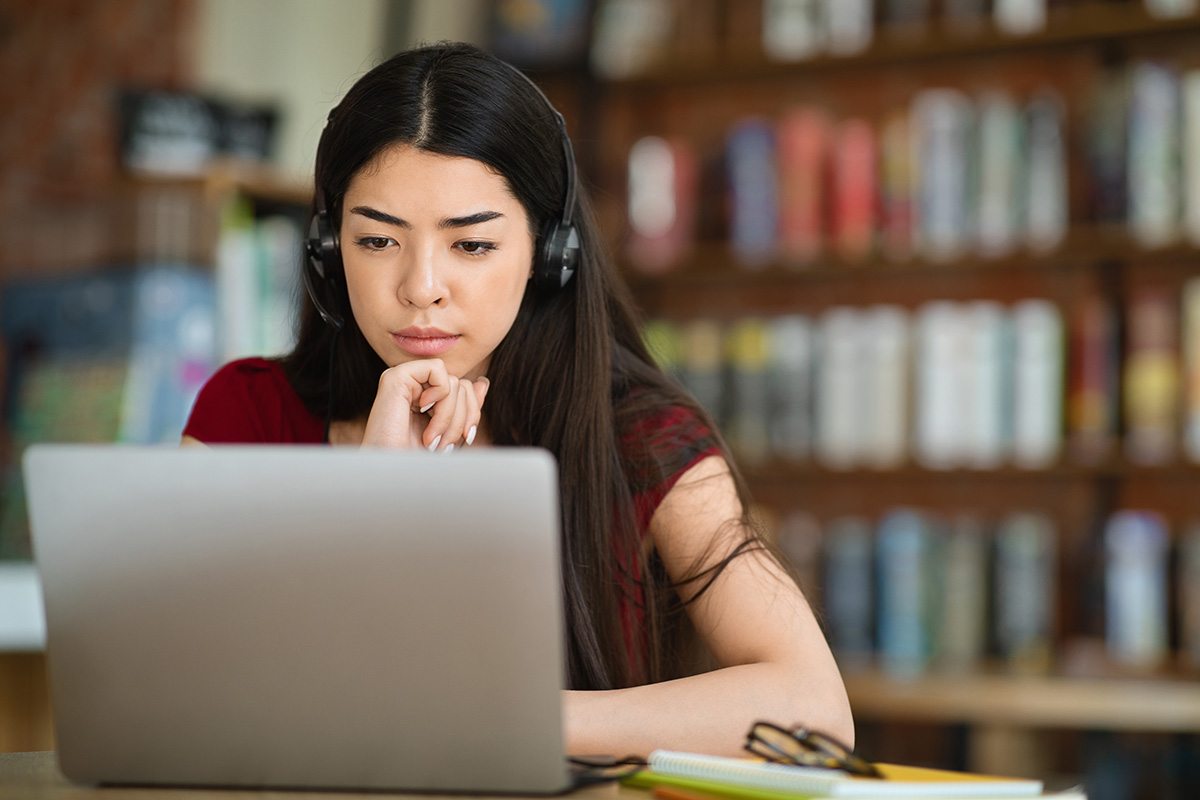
[392,326,460,357]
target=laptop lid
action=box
[24,444,570,793]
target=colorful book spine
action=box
[880,110,915,261]
[1011,299,1064,469]
[1084,70,1130,227]
[727,119,780,269]
[643,319,685,381]
[994,0,1046,36]
[911,89,974,263]
[1024,90,1069,254]
[824,0,873,56]
[1068,294,1119,465]
[976,91,1023,259]
[1184,70,1200,246]
[1145,0,1199,18]
[777,108,830,267]
[1128,62,1182,249]
[1123,288,1180,466]
[877,510,939,678]
[725,317,772,467]
[627,135,698,274]
[776,510,823,599]
[863,305,909,469]
[938,516,990,672]
[682,319,726,425]
[1185,278,1200,463]
[994,512,1056,673]
[1104,511,1169,670]
[964,301,1011,470]
[768,315,814,462]
[914,302,966,469]
[823,516,875,665]
[1180,522,1200,670]
[814,307,861,469]
[762,0,824,62]
[831,118,878,263]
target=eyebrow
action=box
[348,206,505,230]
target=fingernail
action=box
[444,443,454,454]
[428,435,442,452]
[420,403,434,413]
[466,425,477,446]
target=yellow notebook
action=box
[623,751,1053,799]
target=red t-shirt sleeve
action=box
[182,358,324,444]
[627,404,723,534]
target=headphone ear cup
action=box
[537,218,580,292]
[304,212,345,330]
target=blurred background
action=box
[2,1,1200,798]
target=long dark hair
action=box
[281,42,764,690]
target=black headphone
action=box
[303,67,581,331]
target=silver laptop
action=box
[23,444,571,793]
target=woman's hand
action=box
[360,359,489,451]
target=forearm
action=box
[563,661,854,760]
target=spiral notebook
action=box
[628,750,1048,799]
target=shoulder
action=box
[183,358,324,444]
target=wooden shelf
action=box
[844,669,1200,732]
[623,233,1200,294]
[620,4,1200,86]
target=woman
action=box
[182,41,852,758]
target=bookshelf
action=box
[586,0,1200,784]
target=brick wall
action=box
[0,0,197,278]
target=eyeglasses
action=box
[745,721,882,778]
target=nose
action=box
[399,241,446,308]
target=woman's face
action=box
[339,144,535,380]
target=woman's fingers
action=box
[423,376,488,451]
[360,359,489,451]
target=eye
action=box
[455,240,498,257]
[354,236,394,251]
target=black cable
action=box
[323,328,340,444]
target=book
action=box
[629,750,1046,798]
[628,135,698,274]
[1128,62,1182,249]
[777,510,823,599]
[824,0,873,56]
[994,512,1056,673]
[1067,293,1118,465]
[879,110,915,262]
[862,306,909,469]
[1024,91,1068,254]
[1011,299,1063,469]
[1185,71,1200,246]
[975,91,1023,259]
[963,301,1010,470]
[1185,278,1200,463]
[1104,511,1169,670]
[913,301,967,469]
[1123,288,1180,466]
[831,118,878,263]
[939,515,990,671]
[823,516,875,665]
[762,0,825,62]
[994,0,1046,36]
[728,119,780,269]
[726,317,773,467]
[911,89,975,263]
[876,509,940,678]
[1180,522,1200,670]
[682,319,727,424]
[815,307,862,469]
[1083,69,1129,227]
[769,315,815,462]
[777,108,831,267]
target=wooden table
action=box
[0,751,633,799]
